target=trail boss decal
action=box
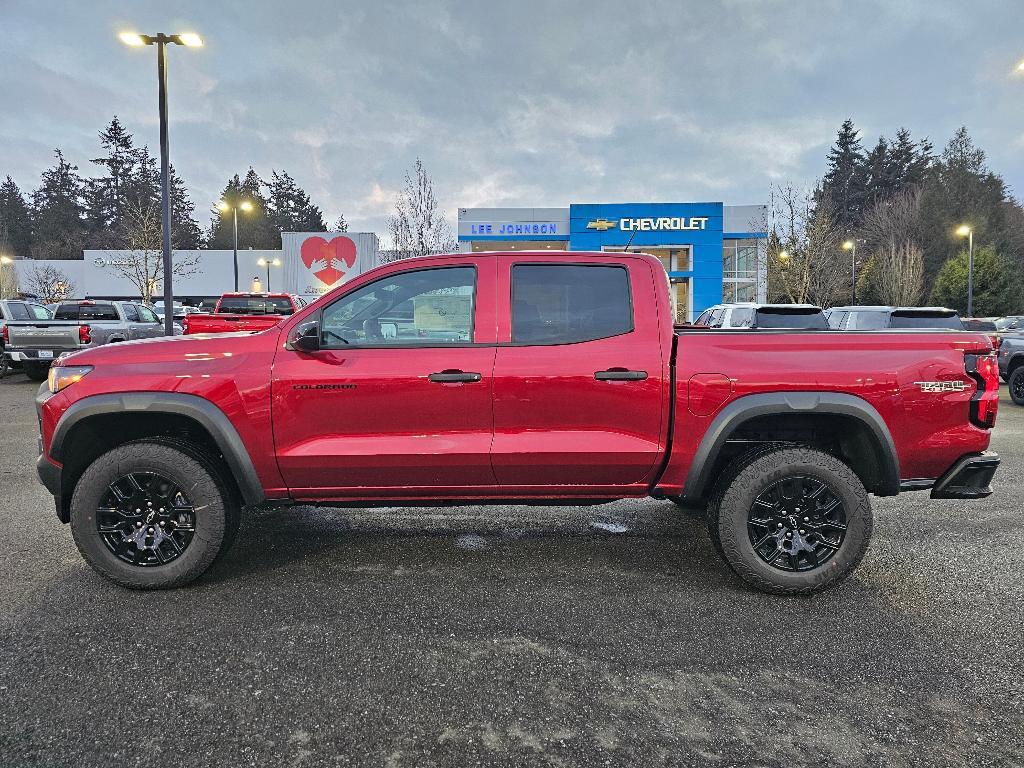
[914,380,968,393]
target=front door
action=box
[490,257,667,490]
[272,259,498,497]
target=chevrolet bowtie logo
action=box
[586,218,618,231]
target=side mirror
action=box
[286,321,320,352]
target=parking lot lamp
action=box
[218,199,254,291]
[842,240,858,304]
[956,225,974,316]
[256,257,282,292]
[119,30,203,336]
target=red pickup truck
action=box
[34,251,1001,594]
[181,292,305,334]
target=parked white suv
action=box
[693,303,828,329]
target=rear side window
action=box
[512,264,632,344]
[138,306,159,323]
[54,303,120,321]
[218,296,295,315]
[754,309,828,329]
[849,311,888,330]
[29,304,51,320]
[728,307,754,328]
[826,310,847,329]
[8,302,31,320]
[890,312,963,330]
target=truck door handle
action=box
[595,368,648,381]
[428,370,482,383]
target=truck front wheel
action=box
[1008,367,1024,405]
[708,447,872,595]
[69,440,239,589]
[23,361,49,381]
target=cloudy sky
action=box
[2,0,1023,241]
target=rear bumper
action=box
[930,451,1000,499]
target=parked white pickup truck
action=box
[2,300,165,380]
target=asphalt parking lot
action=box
[0,373,1022,768]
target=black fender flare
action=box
[50,392,265,506]
[681,391,900,501]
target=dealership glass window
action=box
[723,281,757,303]
[320,266,475,347]
[511,264,632,344]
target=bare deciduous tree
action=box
[385,158,455,262]
[856,187,924,305]
[24,264,76,303]
[100,201,200,303]
[764,184,848,307]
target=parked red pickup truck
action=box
[181,292,304,334]
[34,251,1001,594]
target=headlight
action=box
[48,365,93,394]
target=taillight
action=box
[1,324,8,345]
[181,316,190,333]
[966,353,999,429]
[79,324,91,344]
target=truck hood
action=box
[56,330,274,367]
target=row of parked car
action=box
[0,292,308,381]
[688,302,1024,405]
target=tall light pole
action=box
[218,199,254,291]
[842,240,858,305]
[256,257,282,292]
[957,225,975,316]
[119,31,203,336]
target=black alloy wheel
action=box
[747,475,847,572]
[1009,367,1024,406]
[97,472,197,566]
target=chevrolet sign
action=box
[620,216,709,231]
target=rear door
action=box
[490,256,666,489]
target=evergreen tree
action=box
[863,137,896,204]
[85,116,136,237]
[169,165,203,249]
[918,127,1012,287]
[266,170,326,234]
[333,214,348,232]
[817,119,868,229]
[31,150,86,260]
[207,169,278,249]
[929,245,1019,315]
[0,176,33,258]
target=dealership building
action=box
[458,202,767,322]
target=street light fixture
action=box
[842,240,859,305]
[956,224,975,317]
[119,30,203,336]
[777,250,790,262]
[218,199,255,291]
[256,257,282,292]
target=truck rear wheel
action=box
[708,446,872,595]
[23,361,49,381]
[1008,367,1024,406]
[70,440,239,589]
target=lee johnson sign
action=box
[467,222,565,236]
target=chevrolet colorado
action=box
[34,251,1001,593]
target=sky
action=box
[2,0,1023,242]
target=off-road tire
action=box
[707,446,872,595]
[23,361,48,381]
[1008,366,1024,406]
[70,440,240,589]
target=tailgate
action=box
[185,315,282,334]
[6,322,81,349]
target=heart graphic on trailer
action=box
[299,236,357,286]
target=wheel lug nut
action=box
[786,532,793,538]
[799,529,806,535]
[136,522,142,527]
[777,523,784,529]
[135,508,141,513]
[147,527,154,533]
[803,517,810,522]
[158,521,165,527]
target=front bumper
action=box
[35,385,68,522]
[930,451,1000,499]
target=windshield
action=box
[217,297,294,315]
[995,317,1024,330]
[754,309,828,329]
[889,312,963,329]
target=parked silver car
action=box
[3,300,165,380]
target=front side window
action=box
[320,266,475,347]
[512,264,632,344]
[138,306,159,323]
